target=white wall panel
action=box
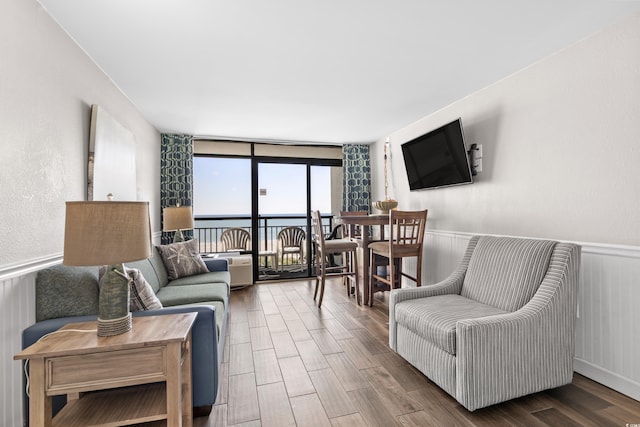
[575,247,640,400]
[0,273,35,427]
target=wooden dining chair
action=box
[312,210,359,307]
[368,209,427,306]
[339,211,367,301]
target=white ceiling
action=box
[38,0,640,145]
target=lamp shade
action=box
[163,206,194,231]
[63,201,152,266]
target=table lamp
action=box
[163,205,194,242]
[63,201,152,336]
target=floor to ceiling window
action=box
[193,140,342,282]
[192,156,252,253]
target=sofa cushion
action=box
[156,239,209,280]
[169,271,231,289]
[394,294,507,355]
[156,283,229,308]
[36,266,99,322]
[461,236,556,312]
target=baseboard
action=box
[574,358,640,402]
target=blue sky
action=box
[193,157,332,216]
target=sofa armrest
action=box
[454,242,580,411]
[204,258,229,272]
[21,305,220,421]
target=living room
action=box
[2,1,640,426]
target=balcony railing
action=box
[193,214,334,255]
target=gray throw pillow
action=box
[127,267,163,311]
[156,239,209,280]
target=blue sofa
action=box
[21,246,230,421]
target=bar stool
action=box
[339,211,367,302]
[312,210,359,307]
[368,209,427,306]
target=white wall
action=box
[0,1,160,425]
[0,0,161,269]
[373,12,640,247]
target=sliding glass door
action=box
[194,145,342,282]
[255,161,340,281]
[257,162,308,280]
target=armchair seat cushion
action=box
[395,294,507,355]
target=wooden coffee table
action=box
[15,313,197,427]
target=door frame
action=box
[251,156,342,281]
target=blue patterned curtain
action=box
[342,144,371,213]
[161,134,194,244]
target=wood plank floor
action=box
[194,278,640,427]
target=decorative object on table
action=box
[99,266,162,311]
[163,204,194,242]
[373,137,398,213]
[63,201,152,336]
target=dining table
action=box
[335,213,389,306]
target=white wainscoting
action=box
[0,271,38,427]
[404,230,640,402]
[574,243,640,401]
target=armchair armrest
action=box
[455,242,580,411]
[388,236,479,350]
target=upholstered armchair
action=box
[389,235,581,411]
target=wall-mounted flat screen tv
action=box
[401,118,473,191]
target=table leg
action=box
[361,225,370,307]
[182,333,193,427]
[166,341,183,426]
[29,358,52,427]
